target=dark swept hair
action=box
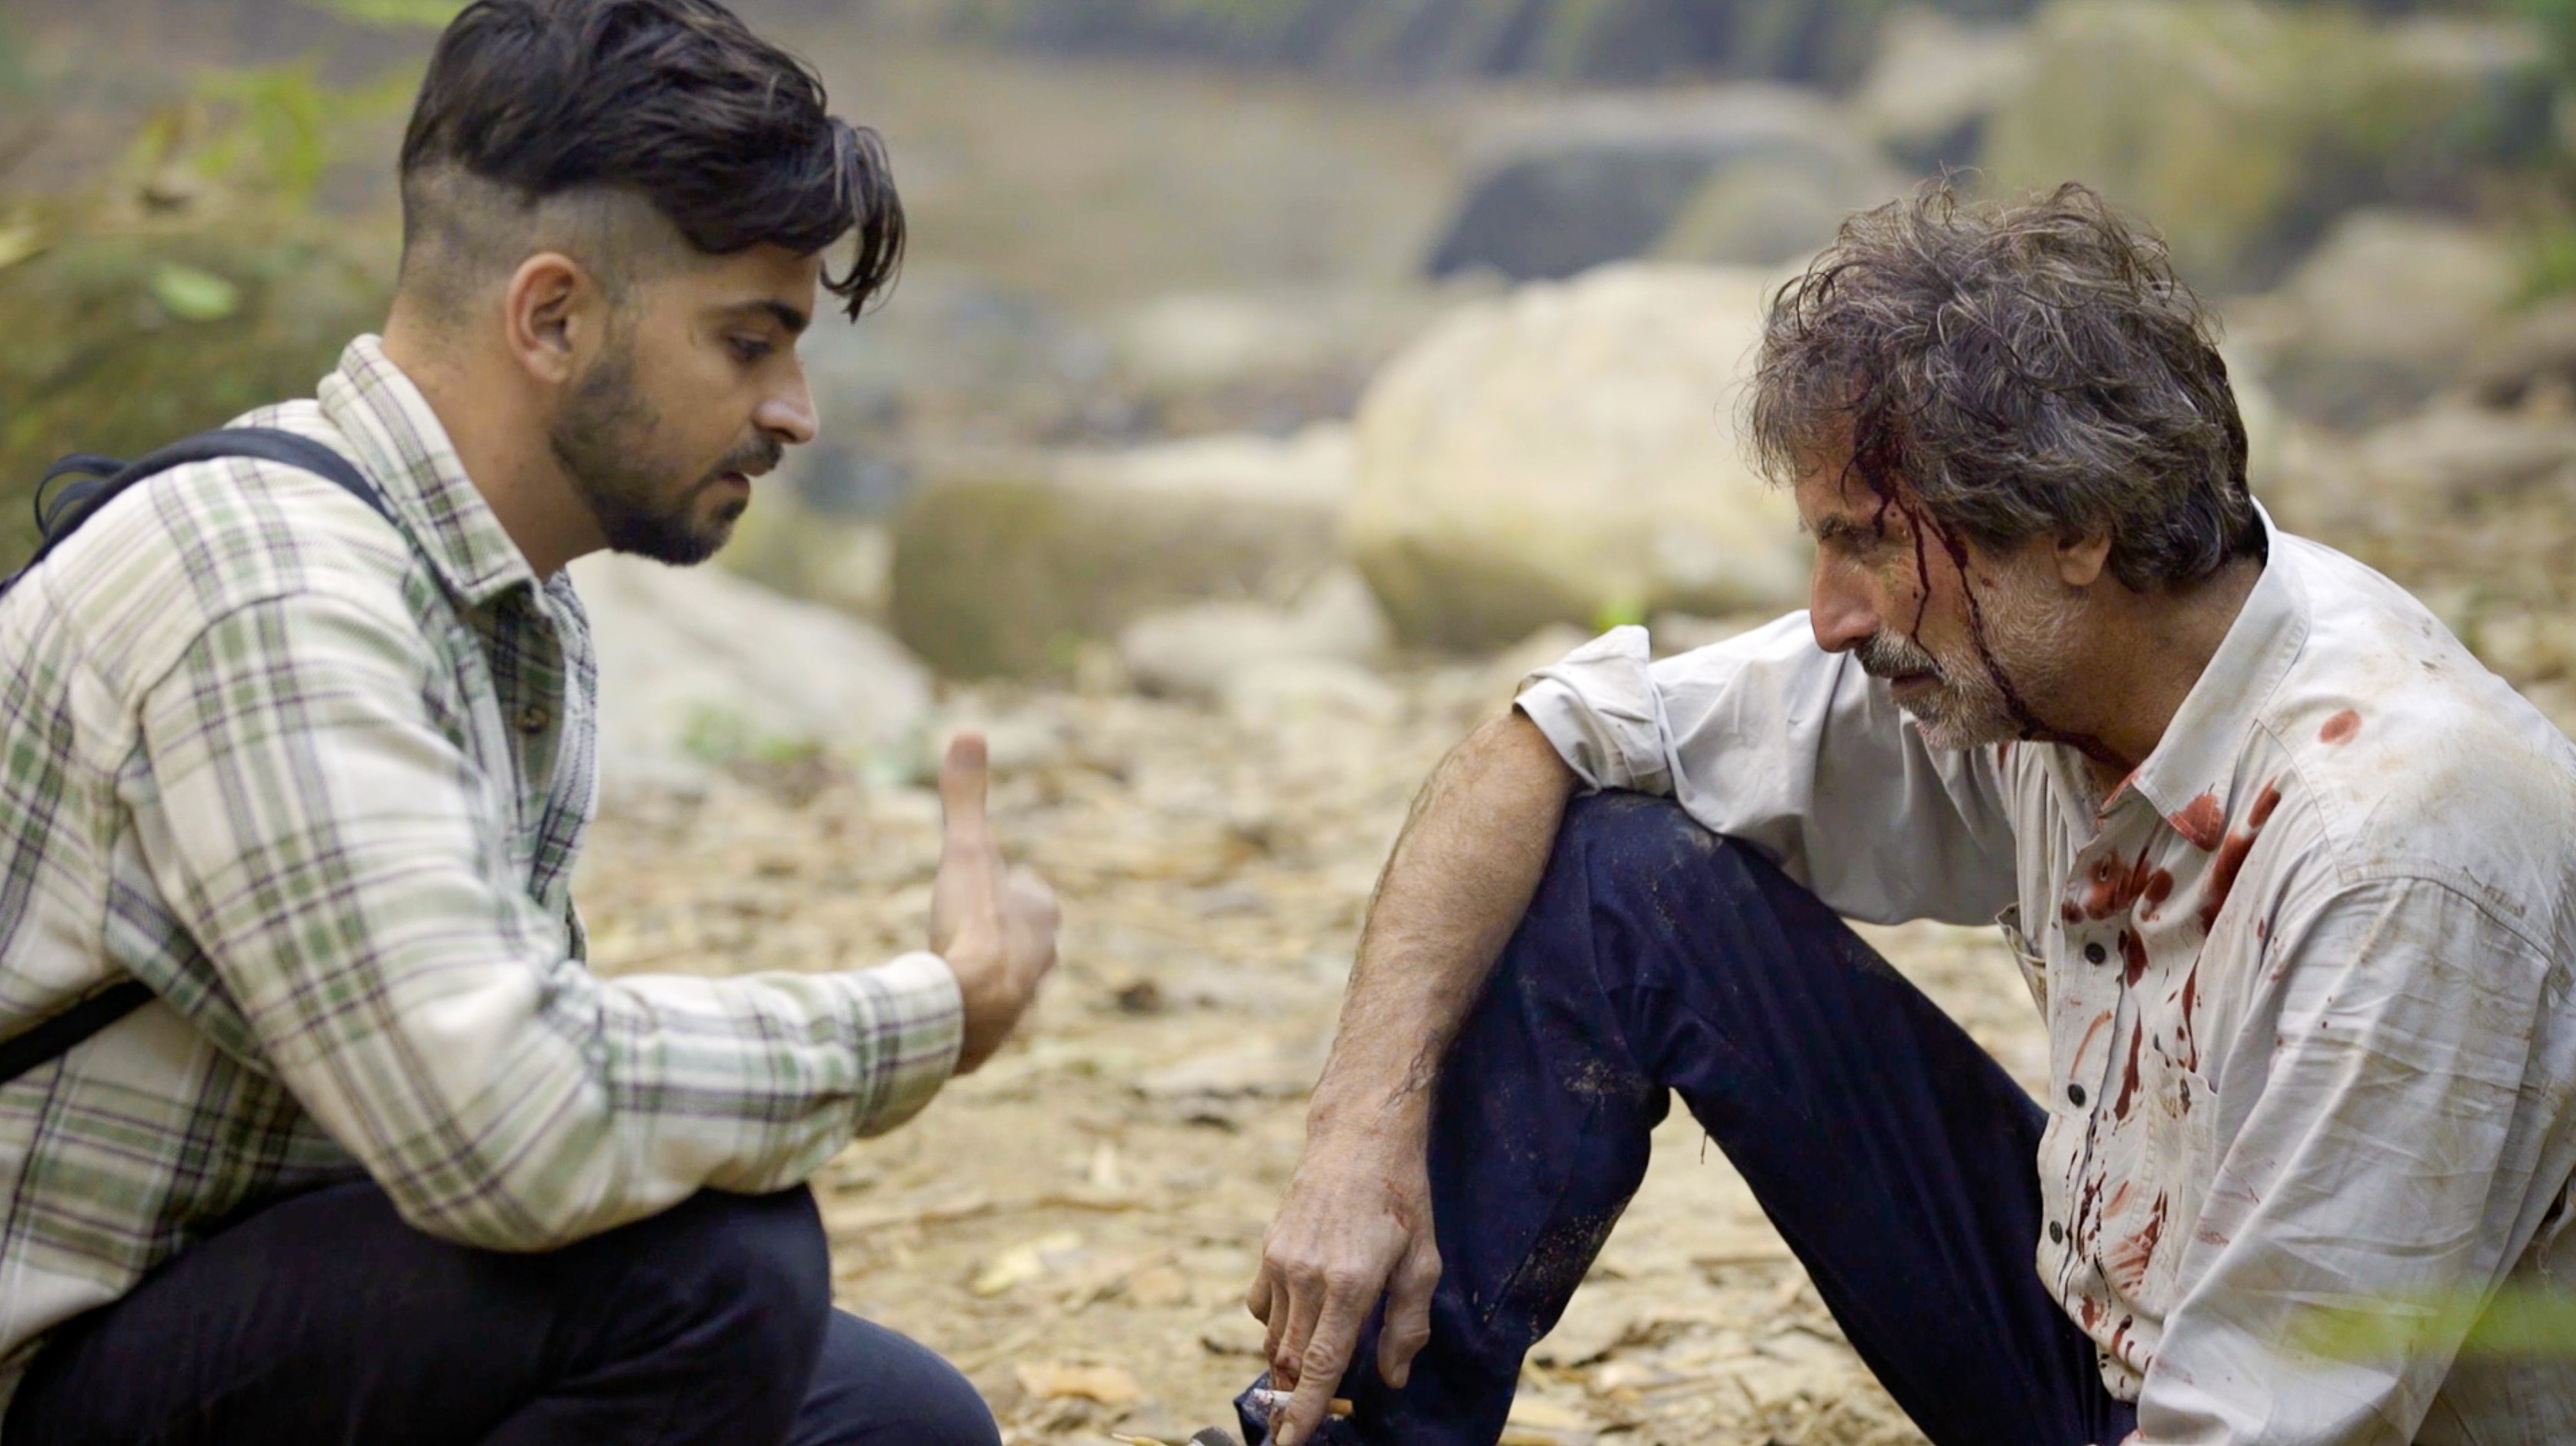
[1749,182,2259,591]
[399,0,903,321]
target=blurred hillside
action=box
[7,5,2576,1441]
[6,0,2574,715]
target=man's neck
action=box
[2073,556,2265,796]
[378,319,598,581]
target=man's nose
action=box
[757,366,819,448]
[1808,559,1878,655]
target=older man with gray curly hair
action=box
[1235,182,2576,1446]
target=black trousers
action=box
[8,1181,999,1446]
[1239,791,2139,1446]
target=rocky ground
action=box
[572,652,2065,1446]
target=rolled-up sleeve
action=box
[1516,616,2019,925]
[125,582,962,1252]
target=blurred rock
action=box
[2246,209,2514,428]
[890,426,1356,677]
[1653,148,1903,270]
[1103,288,1448,438]
[1118,567,1391,702]
[907,0,1901,87]
[2351,405,2576,508]
[721,503,895,621]
[1220,658,1403,730]
[1348,263,1810,651]
[2468,298,2576,412]
[1427,86,1894,281]
[1850,9,2033,172]
[1985,2,2549,291]
[570,552,933,798]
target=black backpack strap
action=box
[0,428,400,1088]
[0,981,156,1088]
[23,426,395,579]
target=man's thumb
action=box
[939,731,992,845]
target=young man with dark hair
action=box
[1240,184,2576,1446]
[0,3,1053,1442]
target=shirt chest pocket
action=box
[2089,1031,2217,1318]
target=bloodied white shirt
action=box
[1513,511,2576,1444]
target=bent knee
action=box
[647,1188,832,1342]
[1556,790,1745,881]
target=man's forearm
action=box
[1306,709,1579,1139]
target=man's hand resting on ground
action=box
[1240,711,1579,1446]
[930,731,1060,1074]
[1248,1122,1443,1446]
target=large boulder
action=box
[1849,8,2035,172]
[1983,2,2549,292]
[888,426,1355,678]
[2238,209,2515,428]
[1426,86,1897,282]
[569,553,934,798]
[1346,263,1810,651]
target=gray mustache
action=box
[1856,632,1940,680]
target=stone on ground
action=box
[890,426,1355,677]
[569,551,932,798]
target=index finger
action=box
[937,731,991,844]
[1276,1286,1367,1446]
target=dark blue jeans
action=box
[1239,791,2137,1446]
[7,1180,998,1446]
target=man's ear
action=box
[501,252,603,387]
[2055,531,2114,588]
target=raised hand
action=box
[929,731,1060,1073]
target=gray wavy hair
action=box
[1749,182,2259,590]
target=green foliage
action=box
[2292,1281,2576,1363]
[0,37,421,571]
[2516,210,2576,302]
[295,0,471,28]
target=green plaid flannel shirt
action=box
[0,336,962,1418]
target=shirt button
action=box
[2068,1083,2088,1108]
[2049,1221,2065,1244]
[2084,941,2108,965]
[517,704,551,735]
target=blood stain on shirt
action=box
[2120,928,2148,985]
[2115,1025,2145,1119]
[2170,792,2225,850]
[2320,708,2361,745]
[2104,1193,2170,1294]
[2198,780,2283,932]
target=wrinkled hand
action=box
[1246,1128,1443,1446]
[930,732,1059,1074]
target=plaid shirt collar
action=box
[317,335,543,610]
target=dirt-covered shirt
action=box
[0,335,961,1424]
[1516,509,2576,1445]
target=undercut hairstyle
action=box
[397,0,904,324]
[1750,182,2260,591]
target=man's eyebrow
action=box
[722,299,810,335]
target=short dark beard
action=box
[547,347,744,567]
